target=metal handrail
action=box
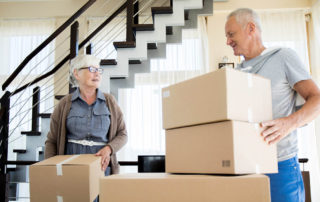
[1,0,97,91]
[10,1,128,96]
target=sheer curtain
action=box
[0,19,55,160]
[259,9,320,201]
[116,17,209,170]
[310,2,320,201]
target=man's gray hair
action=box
[227,8,262,32]
[69,54,101,87]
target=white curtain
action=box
[259,9,320,201]
[310,1,320,201]
[117,17,210,172]
[0,19,55,160]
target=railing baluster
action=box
[0,91,11,202]
[69,21,79,93]
[31,87,40,132]
[70,21,79,60]
[134,0,139,25]
[86,44,92,54]
[126,0,134,42]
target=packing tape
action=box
[247,73,253,88]
[162,90,170,98]
[57,196,63,202]
[248,108,253,122]
[255,164,261,174]
[56,155,80,176]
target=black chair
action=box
[137,155,165,173]
[299,158,311,202]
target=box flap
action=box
[32,154,100,166]
[104,173,267,180]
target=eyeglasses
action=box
[79,66,104,74]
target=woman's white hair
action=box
[69,54,101,87]
[227,8,262,32]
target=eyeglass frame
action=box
[79,66,104,74]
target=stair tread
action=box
[129,60,142,64]
[147,43,157,50]
[132,24,154,31]
[21,131,41,136]
[100,59,117,65]
[151,7,173,15]
[7,168,17,172]
[55,95,65,100]
[113,41,136,49]
[13,149,27,153]
[39,113,51,118]
[166,26,173,35]
[184,10,189,20]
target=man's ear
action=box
[248,22,256,34]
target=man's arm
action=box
[261,79,320,144]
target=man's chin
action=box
[233,50,240,56]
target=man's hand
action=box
[260,117,295,145]
[95,146,112,171]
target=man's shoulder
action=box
[274,47,298,58]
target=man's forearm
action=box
[288,94,320,129]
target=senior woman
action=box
[45,54,127,175]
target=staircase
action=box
[0,0,223,201]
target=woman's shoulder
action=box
[103,93,116,102]
[54,94,72,110]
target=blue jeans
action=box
[266,156,305,202]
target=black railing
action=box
[6,160,138,166]
[1,0,97,92]
[0,91,11,202]
[0,0,160,201]
[10,1,129,96]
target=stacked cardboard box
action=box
[29,154,104,202]
[100,173,271,202]
[162,68,278,174]
[99,68,276,202]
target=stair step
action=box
[39,113,51,118]
[113,41,136,49]
[7,168,17,172]
[166,26,173,35]
[151,7,173,15]
[132,24,154,31]
[100,59,117,65]
[21,131,41,136]
[129,60,142,64]
[185,10,189,20]
[147,43,157,50]
[55,95,64,100]
[13,149,27,154]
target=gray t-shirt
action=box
[236,47,311,161]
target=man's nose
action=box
[226,37,232,45]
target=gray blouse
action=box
[66,88,110,142]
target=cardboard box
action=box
[29,154,104,202]
[100,173,271,202]
[166,121,278,174]
[162,68,272,129]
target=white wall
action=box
[207,0,312,70]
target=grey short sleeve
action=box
[282,48,311,88]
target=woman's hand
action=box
[95,145,112,171]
